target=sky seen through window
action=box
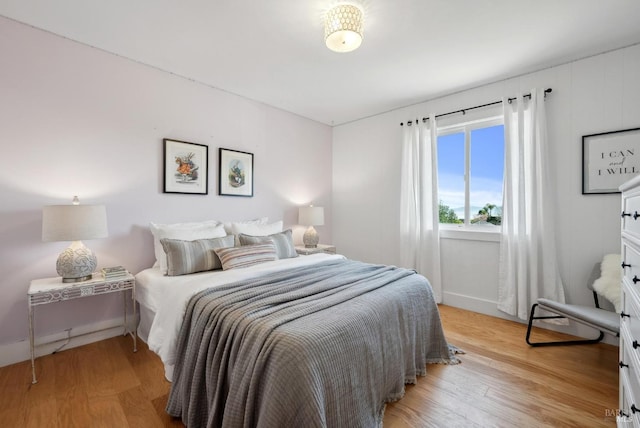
[437,124,504,220]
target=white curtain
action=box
[498,89,565,320]
[400,115,442,302]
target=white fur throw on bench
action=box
[592,253,622,313]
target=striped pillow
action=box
[161,235,235,276]
[238,229,298,259]
[214,243,278,270]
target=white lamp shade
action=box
[299,206,324,226]
[42,205,108,242]
[325,4,364,53]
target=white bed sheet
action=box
[135,253,345,380]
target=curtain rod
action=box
[400,88,552,126]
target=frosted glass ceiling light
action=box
[325,4,363,53]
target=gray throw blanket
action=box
[167,258,458,427]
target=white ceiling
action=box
[2,1,640,126]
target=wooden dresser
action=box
[619,175,640,426]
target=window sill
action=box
[439,225,501,242]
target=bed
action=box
[136,219,459,427]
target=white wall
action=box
[333,43,640,339]
[0,17,332,363]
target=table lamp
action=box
[299,205,324,248]
[42,196,108,282]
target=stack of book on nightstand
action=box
[101,266,129,279]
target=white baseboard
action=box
[0,316,136,368]
[442,291,517,320]
[441,291,618,346]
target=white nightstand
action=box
[28,272,137,384]
[295,244,336,255]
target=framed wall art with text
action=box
[582,127,640,194]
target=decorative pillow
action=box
[231,220,283,237]
[222,217,268,236]
[238,229,298,259]
[161,235,235,276]
[592,253,622,312]
[150,221,225,274]
[214,243,278,270]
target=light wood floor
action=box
[0,305,618,427]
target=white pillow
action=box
[149,220,226,274]
[232,220,283,237]
[222,217,268,235]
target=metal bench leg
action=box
[526,303,605,347]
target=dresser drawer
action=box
[623,243,640,293]
[621,331,640,427]
[623,193,640,237]
[620,372,638,427]
[622,282,640,348]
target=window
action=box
[437,117,504,227]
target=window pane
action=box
[470,125,504,225]
[437,132,464,223]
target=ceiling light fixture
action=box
[324,4,364,53]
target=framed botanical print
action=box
[218,148,254,197]
[582,127,640,194]
[163,139,209,194]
